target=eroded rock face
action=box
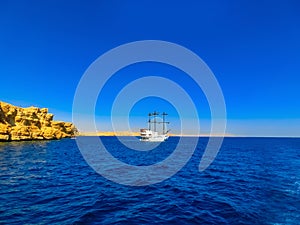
[0,101,77,141]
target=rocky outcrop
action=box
[0,101,77,141]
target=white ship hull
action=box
[140,134,168,142]
[140,129,168,142]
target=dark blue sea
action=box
[0,137,299,224]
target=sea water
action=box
[0,137,299,224]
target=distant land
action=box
[78,131,140,137]
[77,131,236,137]
[77,132,298,138]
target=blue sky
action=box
[0,1,300,136]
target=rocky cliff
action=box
[0,101,77,141]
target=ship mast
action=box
[162,112,169,134]
[147,111,169,134]
[148,112,152,131]
[152,111,159,132]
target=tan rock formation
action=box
[0,101,77,141]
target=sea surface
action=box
[0,137,299,224]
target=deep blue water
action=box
[0,137,299,224]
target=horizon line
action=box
[77,131,300,138]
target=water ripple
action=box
[0,137,299,224]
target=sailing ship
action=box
[140,111,170,142]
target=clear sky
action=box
[0,1,299,136]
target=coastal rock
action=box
[0,101,77,141]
